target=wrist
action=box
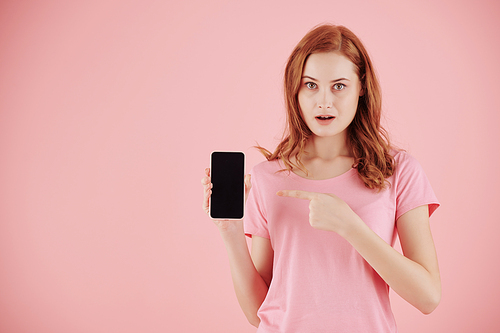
[217,219,244,237]
[340,214,366,241]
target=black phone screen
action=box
[209,151,245,219]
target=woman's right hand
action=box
[202,168,268,327]
[201,167,252,230]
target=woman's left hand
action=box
[277,190,360,236]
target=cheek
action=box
[297,93,306,114]
[295,92,307,122]
[297,92,312,112]
[338,94,359,114]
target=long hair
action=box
[257,24,394,190]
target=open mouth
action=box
[316,116,335,120]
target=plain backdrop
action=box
[1,0,499,332]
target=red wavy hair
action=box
[258,24,395,190]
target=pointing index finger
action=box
[277,190,316,200]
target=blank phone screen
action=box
[210,151,245,219]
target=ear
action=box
[359,86,365,97]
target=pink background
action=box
[1,0,499,332]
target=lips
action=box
[315,115,335,120]
[315,115,335,125]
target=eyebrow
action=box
[302,75,350,83]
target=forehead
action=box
[302,52,358,78]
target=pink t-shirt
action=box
[244,151,439,333]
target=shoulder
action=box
[392,149,412,162]
[390,149,431,187]
[247,160,284,206]
[250,159,283,176]
[390,150,440,217]
[391,149,422,172]
[249,159,288,192]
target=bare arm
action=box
[342,205,441,314]
[202,169,273,327]
[220,227,272,327]
[278,190,441,314]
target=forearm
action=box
[342,218,441,314]
[219,221,268,327]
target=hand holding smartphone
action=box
[209,151,245,220]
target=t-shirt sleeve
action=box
[394,152,440,221]
[244,167,270,239]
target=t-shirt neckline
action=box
[288,166,357,182]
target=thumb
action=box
[244,174,252,201]
[244,174,252,190]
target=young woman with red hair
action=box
[202,24,440,332]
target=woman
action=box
[202,24,441,332]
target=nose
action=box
[317,89,333,109]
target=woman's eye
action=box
[305,82,317,89]
[333,83,346,91]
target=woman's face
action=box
[297,51,363,140]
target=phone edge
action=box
[208,150,246,220]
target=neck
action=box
[304,133,351,161]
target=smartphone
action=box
[209,151,245,220]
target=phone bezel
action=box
[209,151,246,220]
